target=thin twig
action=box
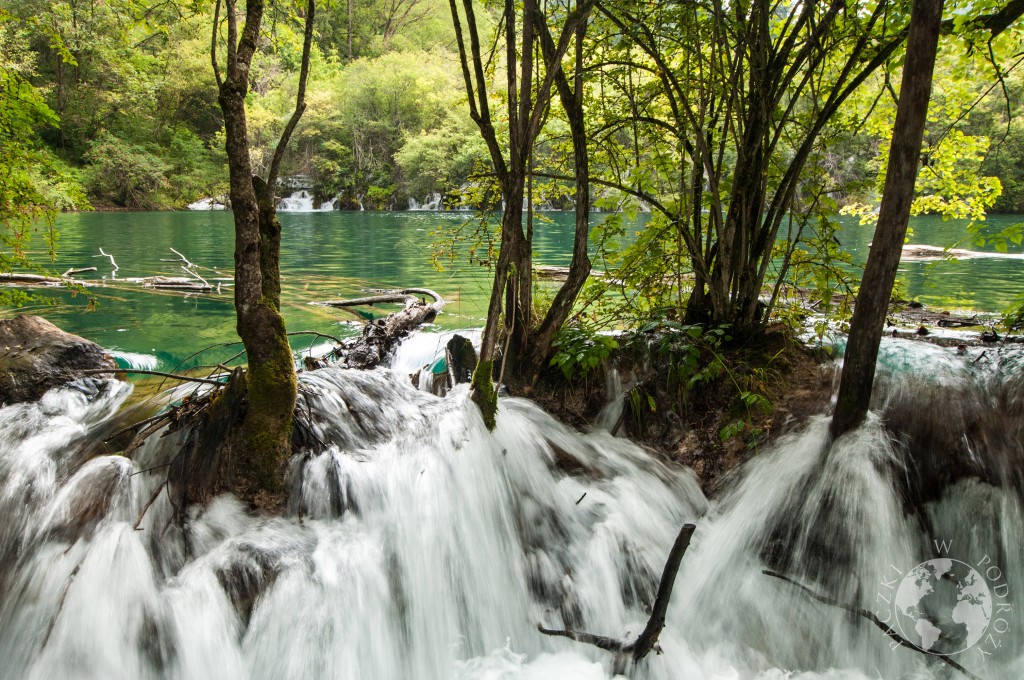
[288,330,344,344]
[82,369,224,386]
[41,562,82,649]
[104,411,173,443]
[133,482,167,530]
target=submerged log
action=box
[132,276,213,292]
[0,272,96,287]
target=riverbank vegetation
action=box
[1,0,1023,217]
[3,0,1024,497]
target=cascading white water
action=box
[187,197,228,211]
[277,191,338,213]
[0,335,1020,679]
[409,193,443,211]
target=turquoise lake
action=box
[3,210,1022,369]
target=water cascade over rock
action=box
[0,336,1020,679]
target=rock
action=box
[0,315,117,405]
[445,334,477,385]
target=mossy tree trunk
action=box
[212,0,315,500]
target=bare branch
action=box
[212,0,223,87]
[539,524,696,670]
[763,570,981,680]
[81,369,225,386]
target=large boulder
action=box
[0,315,117,405]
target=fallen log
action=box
[533,265,609,282]
[314,287,444,308]
[0,273,96,287]
[313,288,446,370]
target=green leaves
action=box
[549,326,619,381]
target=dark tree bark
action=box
[830,0,944,439]
[211,0,315,501]
[516,17,593,392]
[449,0,595,426]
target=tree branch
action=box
[539,523,696,670]
[763,570,981,680]
[265,0,315,191]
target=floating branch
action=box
[313,287,445,309]
[131,275,212,292]
[61,267,97,278]
[539,523,696,674]
[0,272,96,287]
[93,248,119,277]
[763,570,980,680]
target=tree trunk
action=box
[830,0,944,439]
[219,69,297,501]
[516,19,592,392]
[208,0,313,503]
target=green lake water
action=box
[2,210,1022,370]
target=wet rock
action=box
[0,315,116,406]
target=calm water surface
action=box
[3,210,1023,368]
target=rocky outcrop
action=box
[0,315,116,405]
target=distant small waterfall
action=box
[408,192,443,211]
[278,190,332,212]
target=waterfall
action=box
[0,335,1020,679]
[277,191,337,213]
[408,193,443,211]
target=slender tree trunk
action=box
[219,63,297,501]
[347,0,353,59]
[830,0,944,438]
[517,19,592,392]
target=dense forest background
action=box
[4,0,1024,215]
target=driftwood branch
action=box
[313,287,445,309]
[93,248,119,277]
[763,570,981,680]
[0,273,96,287]
[62,267,97,277]
[539,523,696,673]
[81,368,225,386]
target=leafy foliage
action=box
[549,326,618,381]
[0,14,88,303]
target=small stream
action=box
[0,335,1019,679]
